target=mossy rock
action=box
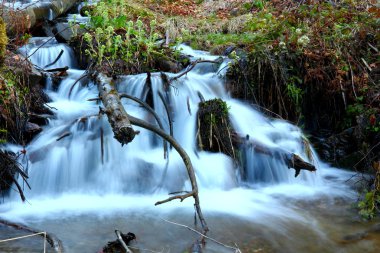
[197,98,235,157]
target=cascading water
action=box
[1,36,379,253]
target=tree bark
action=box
[91,72,137,145]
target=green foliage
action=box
[0,129,6,144]
[358,190,380,220]
[82,0,165,73]
[286,76,303,112]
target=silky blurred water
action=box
[1,39,378,253]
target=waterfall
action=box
[0,36,359,253]
[2,37,344,201]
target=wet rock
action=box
[24,122,42,135]
[342,231,368,242]
[101,231,136,253]
[313,127,362,168]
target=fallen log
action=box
[232,133,316,177]
[3,0,79,33]
[91,72,138,145]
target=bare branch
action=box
[127,115,208,232]
[170,59,221,82]
[0,219,64,252]
[162,219,241,252]
[115,230,133,253]
[119,93,168,158]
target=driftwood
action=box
[127,115,208,233]
[232,133,316,177]
[91,72,138,145]
[0,219,64,253]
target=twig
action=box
[44,66,69,73]
[68,74,88,98]
[361,58,372,72]
[56,131,71,141]
[44,49,64,69]
[170,59,221,82]
[162,219,241,252]
[368,43,378,53]
[353,142,380,169]
[158,91,173,149]
[115,230,133,253]
[155,191,195,205]
[348,59,357,99]
[24,25,74,60]
[0,219,64,252]
[100,127,104,164]
[197,91,205,103]
[119,93,168,159]
[187,96,192,115]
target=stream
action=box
[1,2,380,253]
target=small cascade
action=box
[18,37,78,69]
[8,39,326,198]
[0,25,364,253]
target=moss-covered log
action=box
[91,72,137,145]
[197,98,235,158]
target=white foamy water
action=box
[1,40,372,253]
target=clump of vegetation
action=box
[0,66,31,144]
[197,98,235,157]
[76,0,179,75]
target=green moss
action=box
[0,18,8,62]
